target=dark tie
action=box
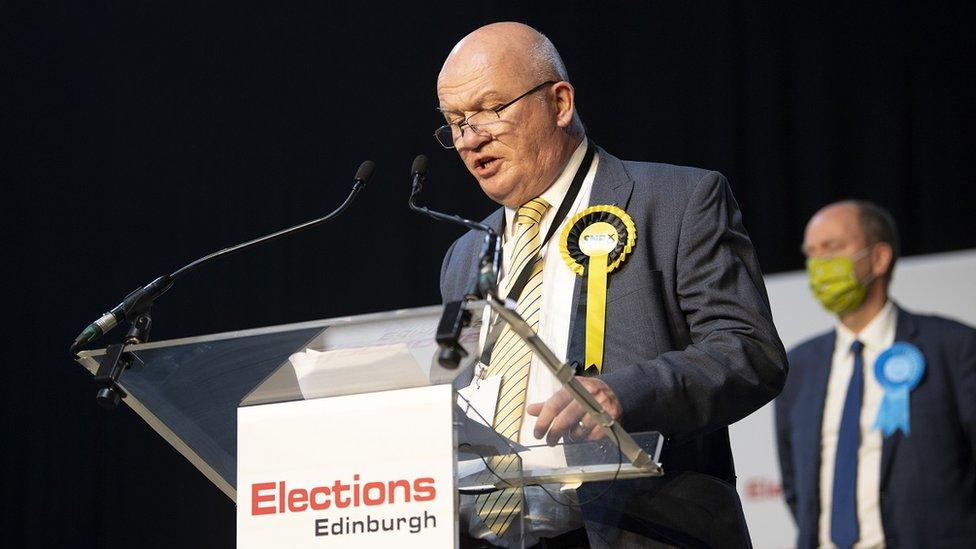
[831,339,865,549]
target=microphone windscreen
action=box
[411,154,429,176]
[355,160,375,184]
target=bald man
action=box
[437,23,787,548]
[776,200,976,548]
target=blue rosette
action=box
[872,342,925,436]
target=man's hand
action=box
[526,377,622,446]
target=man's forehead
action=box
[438,34,535,102]
[436,83,506,112]
[441,24,534,73]
[437,58,521,111]
[804,206,863,243]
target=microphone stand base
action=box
[92,310,153,410]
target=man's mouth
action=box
[475,157,499,174]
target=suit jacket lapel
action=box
[879,306,918,489]
[586,146,635,210]
[486,208,504,235]
[566,147,636,367]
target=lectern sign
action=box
[237,384,456,548]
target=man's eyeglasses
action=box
[433,81,557,149]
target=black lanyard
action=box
[478,141,596,366]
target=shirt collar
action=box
[503,137,588,237]
[835,299,897,353]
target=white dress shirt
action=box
[502,140,598,448]
[468,138,599,545]
[818,300,897,548]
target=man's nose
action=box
[805,247,829,260]
[457,127,491,151]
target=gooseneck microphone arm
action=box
[171,161,373,281]
[407,155,497,235]
[70,160,376,355]
[407,154,503,371]
[406,155,502,299]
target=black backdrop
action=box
[3,1,974,547]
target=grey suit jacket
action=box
[440,147,787,547]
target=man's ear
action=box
[552,81,576,128]
[871,242,894,278]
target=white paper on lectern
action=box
[456,374,501,427]
[289,343,429,399]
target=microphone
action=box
[355,160,376,188]
[407,155,503,368]
[410,155,427,197]
[70,160,376,355]
[407,155,494,234]
[70,275,175,355]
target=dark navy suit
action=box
[775,306,976,548]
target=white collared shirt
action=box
[818,300,897,548]
[500,139,599,448]
[476,138,599,445]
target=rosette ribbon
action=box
[872,342,925,436]
[559,205,636,374]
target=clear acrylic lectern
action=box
[74,304,663,548]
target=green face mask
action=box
[806,247,875,316]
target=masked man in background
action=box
[775,200,976,549]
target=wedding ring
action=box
[569,420,588,442]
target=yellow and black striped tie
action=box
[476,197,550,537]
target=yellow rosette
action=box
[559,205,637,373]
